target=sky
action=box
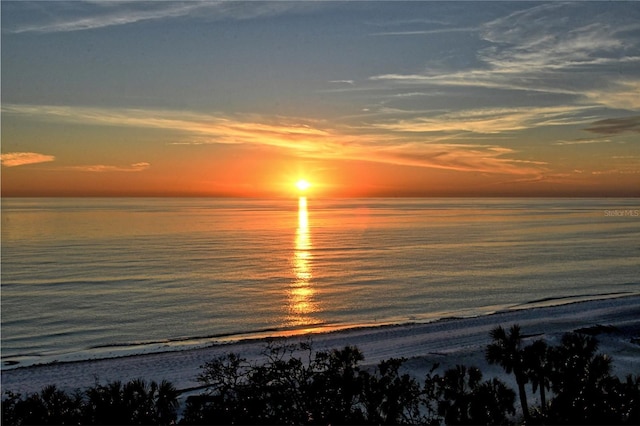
[1,1,639,197]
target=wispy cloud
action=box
[8,2,205,34]
[3,104,545,176]
[366,18,450,28]
[592,169,640,175]
[480,4,637,73]
[368,3,640,111]
[369,26,477,37]
[612,155,640,160]
[69,162,151,172]
[584,80,640,111]
[369,105,596,134]
[6,1,308,34]
[553,138,612,146]
[1,104,333,153]
[0,152,55,167]
[367,143,546,176]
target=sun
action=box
[296,179,311,192]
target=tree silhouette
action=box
[547,332,617,424]
[194,352,251,424]
[155,380,179,425]
[309,345,367,424]
[486,324,530,421]
[470,377,516,425]
[434,365,515,425]
[619,374,640,424]
[84,381,127,425]
[194,342,370,424]
[523,339,552,419]
[361,357,423,424]
[4,334,640,425]
[436,365,481,425]
[1,385,82,425]
[82,379,177,425]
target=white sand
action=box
[2,295,639,402]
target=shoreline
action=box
[3,290,635,371]
[3,294,639,396]
[2,290,635,371]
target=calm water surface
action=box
[2,198,639,367]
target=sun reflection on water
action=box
[287,196,318,326]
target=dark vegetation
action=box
[3,325,639,425]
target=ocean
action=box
[2,198,639,368]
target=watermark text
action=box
[604,209,639,217]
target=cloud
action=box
[591,169,640,175]
[553,138,612,146]
[131,162,151,168]
[584,80,640,110]
[6,1,313,34]
[3,104,546,176]
[368,71,578,98]
[366,17,450,28]
[8,2,205,34]
[367,143,546,175]
[0,152,55,167]
[585,116,640,135]
[369,105,596,134]
[369,26,477,37]
[69,162,151,172]
[1,104,333,154]
[479,3,640,75]
[368,3,640,111]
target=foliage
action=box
[184,339,515,425]
[523,339,552,417]
[361,357,425,424]
[488,325,640,425]
[1,385,83,425]
[486,324,530,422]
[185,340,430,424]
[546,332,632,425]
[2,379,178,426]
[3,328,639,425]
[433,364,515,425]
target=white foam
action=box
[3,295,639,398]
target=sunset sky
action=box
[2,1,639,197]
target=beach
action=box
[3,294,639,406]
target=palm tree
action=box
[84,380,126,425]
[486,324,530,421]
[155,380,179,425]
[524,339,552,418]
[38,384,82,425]
[123,378,155,424]
[471,378,516,425]
[547,332,615,424]
[435,364,515,425]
